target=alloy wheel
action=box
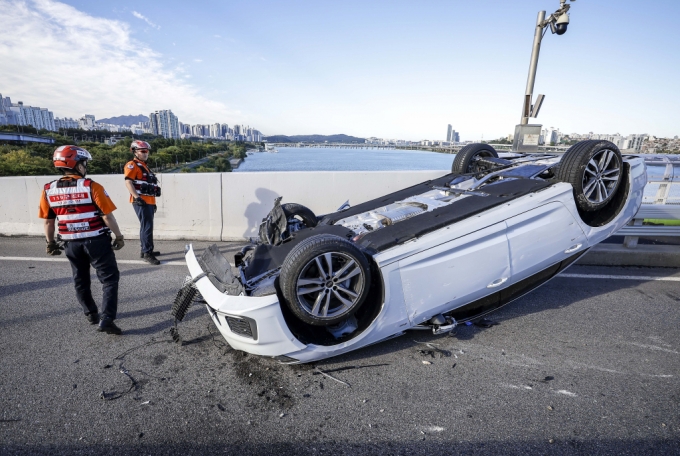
[295,252,365,320]
[582,148,621,204]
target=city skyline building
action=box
[0,93,56,131]
[54,117,79,130]
[78,114,96,130]
[446,124,459,143]
[149,109,180,139]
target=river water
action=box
[234,147,453,172]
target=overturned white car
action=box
[173,141,646,363]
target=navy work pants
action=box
[133,203,156,254]
[64,234,120,321]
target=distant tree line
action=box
[0,127,256,176]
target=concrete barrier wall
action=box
[0,171,444,241]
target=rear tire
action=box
[280,234,371,326]
[555,140,623,212]
[281,203,318,229]
[452,144,499,174]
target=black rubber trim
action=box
[225,315,258,340]
[243,224,354,281]
[319,173,460,225]
[359,178,554,252]
[445,249,588,323]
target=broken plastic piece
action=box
[171,278,199,322]
[315,367,351,387]
[414,341,452,358]
[170,326,182,344]
[474,318,499,328]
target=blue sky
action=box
[1,0,678,140]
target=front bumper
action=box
[185,244,306,357]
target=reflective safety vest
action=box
[132,160,161,197]
[45,178,109,240]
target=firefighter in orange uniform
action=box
[124,140,161,265]
[39,145,125,335]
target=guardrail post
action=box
[623,219,643,249]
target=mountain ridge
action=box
[263,134,365,143]
[97,114,148,126]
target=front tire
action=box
[451,143,499,174]
[555,140,623,212]
[280,234,371,326]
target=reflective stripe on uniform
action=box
[55,211,99,221]
[45,178,109,240]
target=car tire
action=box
[451,143,499,174]
[282,203,318,229]
[555,140,623,212]
[280,234,371,326]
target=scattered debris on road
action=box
[474,318,499,328]
[414,341,452,358]
[314,367,351,387]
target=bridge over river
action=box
[264,142,572,153]
[0,236,678,455]
[1,160,679,454]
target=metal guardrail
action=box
[618,155,680,247]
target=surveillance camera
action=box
[555,12,569,35]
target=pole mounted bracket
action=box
[530,94,545,118]
[541,1,572,33]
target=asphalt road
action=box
[1,237,678,455]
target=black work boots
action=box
[141,252,161,265]
[86,312,100,325]
[97,319,122,335]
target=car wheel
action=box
[281,203,318,229]
[555,140,623,212]
[280,234,371,326]
[451,143,499,174]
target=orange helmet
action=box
[131,140,151,153]
[53,145,92,170]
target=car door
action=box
[398,222,511,324]
[504,201,588,283]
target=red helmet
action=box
[131,140,151,153]
[53,145,92,170]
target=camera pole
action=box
[521,10,546,126]
[513,0,573,152]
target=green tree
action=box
[0,150,57,176]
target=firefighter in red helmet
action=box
[124,140,161,265]
[39,145,125,335]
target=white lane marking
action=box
[559,273,680,282]
[0,256,186,266]
[568,362,623,375]
[627,342,679,355]
[501,383,533,390]
[556,390,577,397]
[422,426,445,433]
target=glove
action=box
[133,197,147,206]
[111,235,125,250]
[46,240,63,256]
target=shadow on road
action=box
[315,273,652,366]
